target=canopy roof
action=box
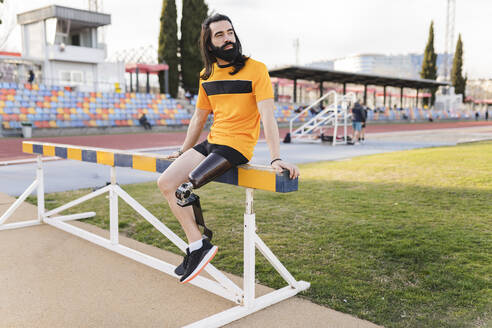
[125,63,168,74]
[269,65,449,89]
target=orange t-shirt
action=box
[196,58,274,160]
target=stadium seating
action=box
[274,103,309,123]
[366,106,474,122]
[0,82,476,131]
[272,104,474,124]
[0,82,192,130]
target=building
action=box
[309,53,452,80]
[306,60,334,70]
[466,79,492,101]
[14,5,125,92]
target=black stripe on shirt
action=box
[202,80,252,96]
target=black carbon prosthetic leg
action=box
[175,189,213,240]
[175,153,232,241]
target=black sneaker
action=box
[174,248,189,276]
[175,236,210,276]
[179,239,218,284]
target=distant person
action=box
[139,113,152,130]
[309,105,322,116]
[294,105,304,114]
[185,90,192,103]
[485,110,489,121]
[360,103,368,143]
[348,101,364,145]
[28,70,35,84]
[475,111,479,121]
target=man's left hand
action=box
[271,160,300,179]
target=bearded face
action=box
[210,41,239,63]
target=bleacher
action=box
[367,106,474,122]
[272,103,476,129]
[0,82,191,130]
[274,103,309,123]
[0,81,476,134]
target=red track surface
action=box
[1,121,491,162]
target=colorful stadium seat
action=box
[0,84,193,129]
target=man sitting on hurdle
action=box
[157,14,299,284]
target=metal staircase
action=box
[289,91,356,145]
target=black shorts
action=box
[362,122,366,128]
[193,140,249,166]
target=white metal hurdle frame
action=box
[0,142,310,328]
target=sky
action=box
[2,0,491,79]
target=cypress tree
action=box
[451,34,466,97]
[158,0,179,98]
[0,0,4,25]
[180,0,208,94]
[420,21,438,106]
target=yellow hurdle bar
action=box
[22,141,298,193]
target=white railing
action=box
[287,91,357,145]
[289,90,337,136]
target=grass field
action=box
[30,140,492,328]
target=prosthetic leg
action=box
[175,153,232,241]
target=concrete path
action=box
[0,193,380,328]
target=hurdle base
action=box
[0,219,42,231]
[183,281,310,328]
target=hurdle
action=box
[0,141,310,327]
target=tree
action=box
[158,0,179,98]
[420,21,438,106]
[451,33,467,98]
[180,0,208,94]
[0,0,4,25]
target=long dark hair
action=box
[199,14,249,80]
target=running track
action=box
[1,121,491,162]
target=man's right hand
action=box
[169,149,184,159]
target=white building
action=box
[333,54,382,75]
[16,5,125,92]
[466,79,492,100]
[310,53,452,80]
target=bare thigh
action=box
[158,148,205,193]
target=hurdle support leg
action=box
[0,155,44,231]
[36,156,45,222]
[109,166,119,245]
[243,188,256,307]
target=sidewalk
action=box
[0,192,380,328]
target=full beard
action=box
[211,42,239,63]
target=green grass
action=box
[28,141,492,328]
